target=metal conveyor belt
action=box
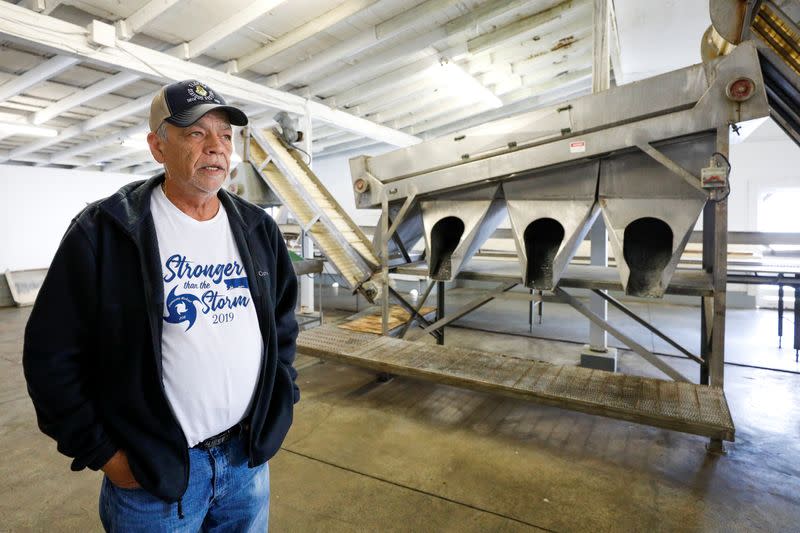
[246,129,380,300]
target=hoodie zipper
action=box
[129,217,190,514]
[240,230,272,465]
[99,204,190,516]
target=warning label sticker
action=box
[569,140,586,153]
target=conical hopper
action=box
[228,161,282,207]
[503,162,600,290]
[420,184,506,280]
[599,135,713,297]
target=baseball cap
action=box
[149,80,248,132]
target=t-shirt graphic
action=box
[149,185,263,447]
[161,254,250,331]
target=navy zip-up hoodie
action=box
[23,175,299,502]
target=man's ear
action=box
[147,131,166,163]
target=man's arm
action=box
[270,221,300,403]
[23,219,118,472]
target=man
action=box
[23,79,299,532]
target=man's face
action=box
[147,110,233,195]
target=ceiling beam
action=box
[325,10,582,112]
[328,55,442,108]
[21,0,63,15]
[115,0,183,40]
[1,91,154,163]
[467,18,592,72]
[312,132,362,152]
[79,144,144,168]
[131,160,162,175]
[405,69,592,136]
[302,0,549,97]
[170,0,288,60]
[267,0,464,88]
[593,0,611,93]
[51,120,149,162]
[0,150,87,166]
[352,79,439,117]
[316,140,384,160]
[228,0,376,73]
[32,71,140,125]
[102,150,152,172]
[0,2,419,148]
[468,0,589,55]
[0,54,78,102]
[608,0,623,85]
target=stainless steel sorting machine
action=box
[232,0,799,450]
[335,0,800,450]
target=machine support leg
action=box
[706,438,726,455]
[778,282,784,348]
[703,125,730,454]
[436,281,445,345]
[528,288,534,333]
[794,280,799,362]
[538,290,543,324]
[588,216,609,351]
[700,296,712,386]
[398,280,436,339]
[381,195,390,336]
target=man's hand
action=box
[101,450,141,489]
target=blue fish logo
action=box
[163,286,200,331]
[224,277,249,290]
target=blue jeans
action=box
[99,435,269,532]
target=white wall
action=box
[0,165,145,271]
[729,134,800,232]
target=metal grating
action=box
[297,326,735,441]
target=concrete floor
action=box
[2,295,800,532]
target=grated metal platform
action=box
[297,326,735,441]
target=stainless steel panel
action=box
[503,161,600,289]
[420,184,506,280]
[599,135,714,297]
[388,200,425,260]
[229,162,282,207]
[351,43,768,208]
[359,64,708,185]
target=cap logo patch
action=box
[186,82,219,104]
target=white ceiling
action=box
[0,0,732,174]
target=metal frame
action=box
[363,91,736,453]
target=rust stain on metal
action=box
[551,35,576,51]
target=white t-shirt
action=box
[150,185,263,447]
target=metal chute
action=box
[599,135,712,297]
[420,184,505,280]
[503,162,600,290]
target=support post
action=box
[794,279,799,362]
[778,281,784,348]
[300,231,315,313]
[538,290,543,324]
[588,216,609,351]
[436,281,445,345]
[705,125,729,455]
[529,288,534,333]
[299,106,315,313]
[381,193,390,336]
[581,0,616,371]
[710,125,728,390]
[701,190,715,385]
